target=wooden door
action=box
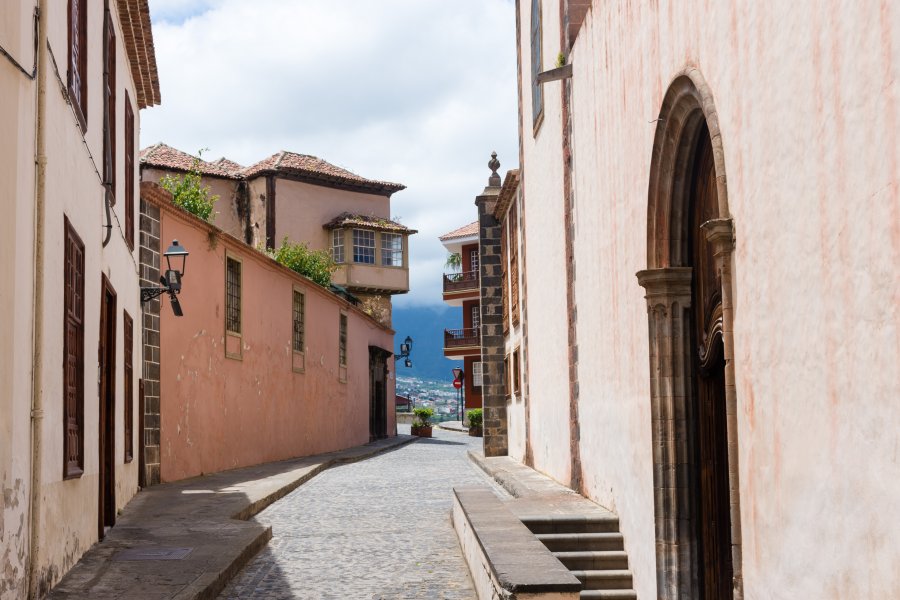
[689,125,734,600]
[369,347,389,440]
[98,277,117,538]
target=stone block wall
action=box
[139,195,161,486]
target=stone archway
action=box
[637,69,743,600]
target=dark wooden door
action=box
[138,379,146,488]
[689,125,733,600]
[369,347,389,440]
[98,277,117,538]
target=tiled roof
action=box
[323,212,417,234]
[242,151,406,195]
[139,143,242,179]
[117,0,161,108]
[439,221,479,241]
[493,169,520,218]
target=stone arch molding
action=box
[637,68,743,599]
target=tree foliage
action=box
[445,252,462,271]
[268,237,336,288]
[159,152,218,222]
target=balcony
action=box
[444,328,481,358]
[443,270,479,306]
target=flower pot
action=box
[468,426,483,437]
[411,425,432,438]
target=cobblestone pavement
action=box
[219,426,501,599]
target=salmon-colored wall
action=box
[157,204,395,482]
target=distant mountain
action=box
[392,304,462,383]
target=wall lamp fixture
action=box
[395,335,413,368]
[141,239,189,317]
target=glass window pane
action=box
[381,233,403,266]
[353,229,375,264]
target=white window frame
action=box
[470,249,480,274]
[471,305,481,332]
[472,361,483,387]
[332,229,345,264]
[381,233,403,267]
[352,229,375,264]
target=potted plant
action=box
[411,407,434,438]
[466,409,483,437]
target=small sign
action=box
[452,379,462,389]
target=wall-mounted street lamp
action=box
[141,239,189,317]
[395,335,413,368]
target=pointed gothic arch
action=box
[637,68,743,600]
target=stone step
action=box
[571,569,633,590]
[520,514,620,535]
[553,550,629,571]
[536,532,625,552]
[580,590,638,600]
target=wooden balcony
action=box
[444,328,481,357]
[443,270,478,293]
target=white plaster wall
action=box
[16,1,146,591]
[518,0,572,485]
[515,1,900,599]
[0,3,37,596]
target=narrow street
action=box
[219,426,495,599]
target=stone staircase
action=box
[521,515,637,600]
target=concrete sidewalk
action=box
[49,435,415,600]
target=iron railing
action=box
[443,270,478,293]
[444,327,480,349]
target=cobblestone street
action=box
[219,427,496,599]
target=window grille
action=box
[225,257,242,334]
[292,290,305,352]
[381,233,403,266]
[332,229,345,263]
[339,314,348,367]
[64,218,85,478]
[352,229,375,264]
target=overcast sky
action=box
[142,0,519,307]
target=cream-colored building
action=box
[140,144,414,325]
[0,0,160,596]
[472,1,900,599]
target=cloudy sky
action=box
[142,0,519,307]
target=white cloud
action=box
[142,0,519,306]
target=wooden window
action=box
[500,214,509,334]
[63,217,85,479]
[123,311,133,463]
[339,312,348,382]
[472,361,483,387]
[512,347,521,395]
[332,229,345,263]
[530,0,543,130]
[68,0,88,131]
[510,200,520,326]
[352,229,375,264]
[103,11,116,204]
[225,256,242,334]
[124,91,135,249]
[380,233,403,266]
[504,354,510,398]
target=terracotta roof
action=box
[116,0,161,108]
[140,143,243,179]
[439,221,479,241]
[323,212,417,234]
[242,151,406,195]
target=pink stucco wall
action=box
[155,201,396,482]
[516,2,899,599]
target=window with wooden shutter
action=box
[501,216,509,334]
[338,312,348,383]
[530,0,543,130]
[68,0,88,131]
[124,91,135,249]
[103,10,116,204]
[64,217,85,479]
[123,311,133,463]
[510,200,520,327]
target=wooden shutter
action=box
[123,311,133,463]
[124,92,135,249]
[68,0,88,131]
[510,201,520,326]
[501,215,509,334]
[64,218,85,479]
[103,11,116,203]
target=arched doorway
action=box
[637,69,742,599]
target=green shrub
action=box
[159,152,218,222]
[267,237,336,288]
[466,408,483,428]
[413,407,434,428]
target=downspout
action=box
[27,0,47,596]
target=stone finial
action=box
[488,152,501,187]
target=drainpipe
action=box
[27,0,47,596]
